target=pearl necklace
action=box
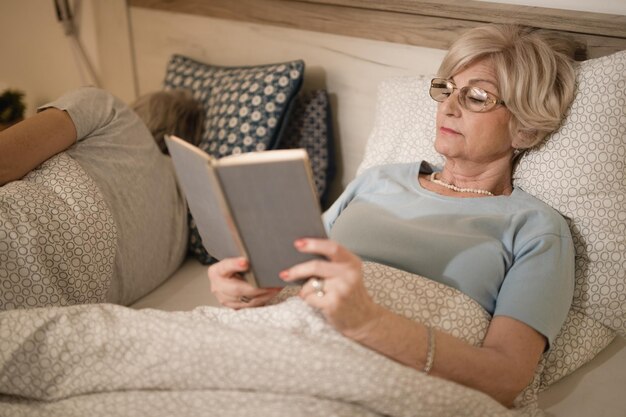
[428,172,494,196]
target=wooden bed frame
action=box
[131,0,626,58]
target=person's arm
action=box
[280,238,545,407]
[0,108,76,186]
[350,303,544,407]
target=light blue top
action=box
[323,162,575,347]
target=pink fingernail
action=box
[294,239,306,249]
[279,270,289,279]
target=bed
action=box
[125,1,626,415]
[1,1,625,416]
[129,52,626,417]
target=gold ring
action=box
[240,295,251,303]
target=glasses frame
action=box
[429,78,506,113]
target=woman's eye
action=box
[468,96,486,103]
[467,87,489,102]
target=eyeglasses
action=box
[429,78,505,113]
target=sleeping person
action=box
[0,87,203,307]
[207,24,577,407]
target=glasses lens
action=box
[429,78,453,102]
[461,86,493,112]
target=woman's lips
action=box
[440,126,461,135]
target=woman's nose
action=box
[440,91,462,116]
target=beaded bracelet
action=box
[422,326,436,374]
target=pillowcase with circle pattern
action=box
[356,49,626,391]
[515,49,625,390]
[0,153,118,310]
[163,54,305,264]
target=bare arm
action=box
[282,238,546,407]
[0,108,77,186]
[351,306,545,407]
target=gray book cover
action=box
[165,135,326,288]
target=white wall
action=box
[129,8,447,199]
[481,0,626,14]
[0,0,135,117]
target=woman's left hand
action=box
[279,238,384,339]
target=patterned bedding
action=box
[0,263,537,417]
[0,153,117,310]
[0,154,550,416]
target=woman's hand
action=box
[279,239,384,339]
[208,257,281,309]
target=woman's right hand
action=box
[207,257,281,309]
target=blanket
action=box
[0,296,522,417]
[0,153,117,310]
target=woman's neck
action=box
[427,159,514,197]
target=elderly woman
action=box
[208,24,577,407]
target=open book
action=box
[165,135,327,288]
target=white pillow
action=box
[357,50,626,389]
[357,75,443,175]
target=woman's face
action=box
[434,59,517,166]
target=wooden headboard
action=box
[131,0,626,58]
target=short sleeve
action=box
[38,87,122,143]
[494,231,575,348]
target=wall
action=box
[482,0,626,14]
[0,0,135,116]
[2,0,623,197]
[129,7,447,200]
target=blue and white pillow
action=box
[280,90,335,206]
[163,55,305,264]
[164,54,304,158]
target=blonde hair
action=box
[131,90,204,153]
[438,24,578,148]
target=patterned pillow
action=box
[163,54,305,264]
[163,54,304,158]
[0,153,118,310]
[356,50,626,391]
[187,212,215,265]
[516,50,626,390]
[515,50,626,338]
[279,90,336,206]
